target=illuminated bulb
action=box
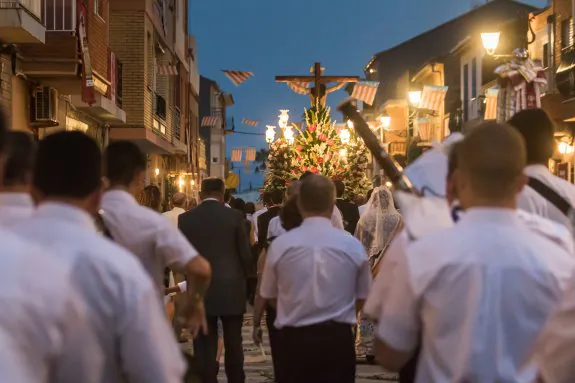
[278,110,289,129]
[265,125,276,144]
[558,141,575,155]
[339,128,351,145]
[346,120,354,129]
[385,181,392,188]
[339,148,348,157]
[481,32,500,56]
[283,125,295,144]
[408,91,422,106]
[191,179,195,186]
[379,115,391,129]
[155,168,160,176]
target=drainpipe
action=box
[548,12,556,93]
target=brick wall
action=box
[0,54,12,127]
[19,34,77,60]
[88,0,110,79]
[109,10,146,126]
[554,0,572,67]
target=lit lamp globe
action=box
[283,125,295,144]
[340,126,351,145]
[558,141,575,155]
[379,115,391,129]
[481,32,500,56]
[265,125,276,144]
[408,90,422,107]
[278,110,289,129]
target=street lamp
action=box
[278,110,289,129]
[154,168,160,176]
[408,90,422,107]
[265,125,276,144]
[481,32,500,56]
[340,121,351,145]
[283,125,295,144]
[379,114,391,130]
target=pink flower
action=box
[319,134,327,142]
[308,124,317,132]
[327,139,334,146]
[317,157,324,164]
[296,145,303,151]
[310,167,319,174]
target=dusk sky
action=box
[189,0,545,190]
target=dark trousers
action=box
[193,315,245,383]
[399,346,420,383]
[265,307,283,382]
[279,321,355,383]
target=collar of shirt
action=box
[167,207,186,214]
[301,216,332,228]
[203,198,221,204]
[524,164,552,178]
[459,207,520,226]
[102,189,138,206]
[34,202,97,232]
[0,192,34,208]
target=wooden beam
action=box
[275,76,360,83]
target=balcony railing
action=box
[41,0,76,32]
[0,0,42,20]
[173,108,181,140]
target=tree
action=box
[263,102,371,198]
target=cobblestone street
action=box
[214,314,398,383]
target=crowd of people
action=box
[2,105,575,383]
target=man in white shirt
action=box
[508,109,575,230]
[373,122,575,383]
[260,174,372,383]
[0,131,36,226]
[163,192,187,227]
[101,140,211,336]
[252,193,269,240]
[12,131,186,382]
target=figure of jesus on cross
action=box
[276,62,360,106]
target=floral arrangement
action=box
[263,102,371,199]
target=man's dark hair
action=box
[333,179,345,198]
[298,174,335,214]
[447,142,461,179]
[201,177,225,196]
[3,131,36,186]
[231,197,246,215]
[280,195,303,231]
[299,171,313,181]
[245,202,256,215]
[507,109,555,165]
[34,131,101,198]
[261,191,271,206]
[269,189,283,205]
[104,141,147,186]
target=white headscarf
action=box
[355,186,402,260]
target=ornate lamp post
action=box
[265,125,276,145]
[278,110,295,144]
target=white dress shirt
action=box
[0,227,103,382]
[267,216,286,239]
[260,216,372,328]
[519,164,575,229]
[11,203,185,383]
[252,207,268,239]
[331,205,344,229]
[358,203,367,216]
[530,272,575,382]
[162,207,186,228]
[0,192,34,227]
[374,208,575,383]
[100,190,199,292]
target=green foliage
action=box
[264,102,372,198]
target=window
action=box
[543,43,549,68]
[463,63,469,121]
[471,58,477,98]
[174,108,181,140]
[42,0,76,31]
[116,60,123,108]
[562,18,573,49]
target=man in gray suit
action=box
[179,177,252,383]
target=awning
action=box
[157,64,178,76]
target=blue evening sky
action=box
[189,0,545,191]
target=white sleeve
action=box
[120,281,186,382]
[177,281,187,292]
[260,242,279,299]
[375,247,420,353]
[531,273,575,383]
[363,232,407,320]
[331,206,344,229]
[155,217,198,270]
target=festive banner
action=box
[231,148,243,162]
[242,118,259,127]
[419,85,448,112]
[157,64,178,76]
[286,82,311,95]
[351,81,379,106]
[222,70,254,86]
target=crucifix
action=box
[276,62,360,106]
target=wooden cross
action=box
[276,62,360,106]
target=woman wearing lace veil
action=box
[354,186,403,363]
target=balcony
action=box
[0,0,45,43]
[557,45,575,101]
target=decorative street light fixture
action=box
[481,32,501,56]
[408,90,422,107]
[283,125,295,144]
[265,125,276,144]
[340,120,352,145]
[379,114,391,130]
[278,110,289,129]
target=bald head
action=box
[455,121,526,207]
[297,174,336,217]
[172,192,187,208]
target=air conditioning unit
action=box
[30,87,58,125]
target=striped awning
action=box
[231,148,243,162]
[415,118,434,142]
[419,85,448,112]
[484,88,499,120]
[201,116,220,127]
[245,147,256,161]
[157,64,178,76]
